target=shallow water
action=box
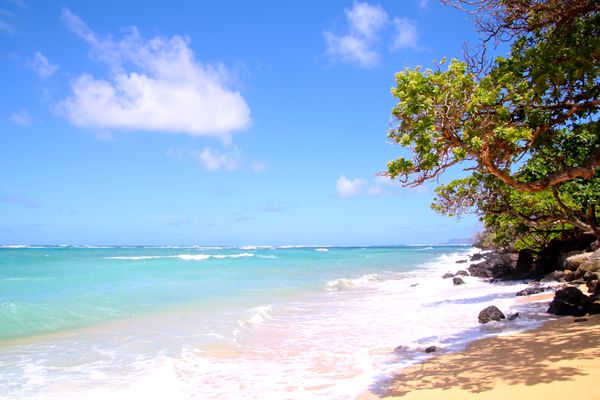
[0,245,549,399]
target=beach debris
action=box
[478,305,505,323]
[507,312,520,321]
[547,287,592,317]
[453,277,466,286]
[515,287,547,296]
[424,346,437,353]
[455,270,469,277]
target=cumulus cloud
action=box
[56,8,250,139]
[324,2,388,68]
[391,18,419,50]
[336,175,366,198]
[26,51,58,79]
[10,109,31,126]
[197,147,241,171]
[324,2,421,67]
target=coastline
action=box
[370,313,600,400]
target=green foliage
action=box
[386,1,600,248]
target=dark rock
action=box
[535,234,596,276]
[453,277,466,286]
[442,272,454,279]
[574,318,588,322]
[410,283,419,287]
[478,305,506,323]
[515,249,534,276]
[456,259,468,264]
[586,279,598,294]
[424,346,437,353]
[507,312,520,321]
[590,302,600,315]
[516,287,547,296]
[541,271,565,282]
[547,287,592,316]
[470,253,484,261]
[455,270,469,277]
[394,345,409,353]
[468,251,519,280]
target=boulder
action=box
[576,259,600,279]
[456,259,468,264]
[547,287,592,316]
[516,287,547,296]
[453,277,466,286]
[478,305,506,323]
[563,269,576,282]
[468,251,519,280]
[590,302,600,315]
[455,270,469,277]
[442,272,454,279]
[535,235,596,276]
[424,346,437,353]
[541,271,565,282]
[507,312,520,321]
[564,252,593,270]
[470,253,484,261]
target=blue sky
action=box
[0,0,481,245]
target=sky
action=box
[0,0,482,246]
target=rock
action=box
[470,253,484,261]
[547,287,592,316]
[468,251,518,280]
[541,271,565,282]
[516,287,547,296]
[394,345,409,353]
[478,305,506,323]
[456,259,467,264]
[563,269,575,282]
[590,302,600,315]
[410,283,419,287]
[455,270,469,277]
[574,318,588,322]
[586,279,598,294]
[442,272,454,279]
[424,346,437,353]
[515,249,534,276]
[507,312,520,321]
[564,252,593,270]
[453,277,466,286]
[576,259,600,278]
[535,235,597,276]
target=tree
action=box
[385,0,600,247]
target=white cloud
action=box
[197,147,241,171]
[346,1,388,39]
[26,51,58,79]
[391,18,419,50]
[57,8,250,139]
[324,2,388,68]
[10,109,31,126]
[336,175,365,198]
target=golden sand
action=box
[372,314,600,400]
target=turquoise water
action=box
[0,246,456,340]
[0,245,546,399]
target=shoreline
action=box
[368,312,600,399]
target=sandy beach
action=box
[377,312,600,400]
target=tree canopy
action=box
[385,0,599,249]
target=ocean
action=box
[0,245,550,399]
